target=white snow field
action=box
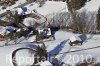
[0,0,100,66]
[45,31,100,65]
[79,0,100,12]
[0,31,100,66]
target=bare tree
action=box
[46,12,70,28]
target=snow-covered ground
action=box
[0,43,32,66]
[0,31,100,66]
[45,31,100,65]
[0,0,100,66]
[0,0,27,15]
[79,0,100,12]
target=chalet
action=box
[6,26,19,32]
[16,7,30,16]
[16,7,46,24]
[38,28,51,36]
[69,34,87,46]
[0,26,21,41]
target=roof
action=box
[16,8,24,15]
[69,36,82,42]
[38,28,51,36]
[78,34,87,42]
[16,7,32,15]
[0,26,7,36]
[23,17,36,27]
[21,7,27,12]
[0,26,9,36]
[6,26,18,32]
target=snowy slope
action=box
[79,0,100,12]
[23,1,68,16]
[0,44,27,66]
[44,31,100,65]
[36,1,68,16]
[0,0,100,66]
[0,0,27,15]
[0,31,100,66]
[0,43,36,66]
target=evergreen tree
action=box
[96,7,100,30]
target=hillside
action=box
[0,0,100,66]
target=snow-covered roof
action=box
[0,26,10,36]
[16,7,33,15]
[23,17,36,27]
[40,61,53,66]
[6,26,18,31]
[0,26,20,35]
[21,7,27,12]
[34,13,46,24]
[23,12,46,27]
[78,34,87,42]
[0,26,6,36]
[16,8,24,15]
[69,36,82,42]
[38,28,51,36]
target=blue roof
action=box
[78,34,87,42]
[21,7,27,12]
[6,26,18,32]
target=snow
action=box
[0,0,27,15]
[0,42,38,66]
[28,35,36,42]
[0,26,20,35]
[16,8,24,15]
[0,0,100,66]
[6,26,18,32]
[38,28,51,36]
[36,1,67,16]
[0,31,100,66]
[16,7,30,15]
[15,49,35,66]
[23,11,47,26]
[0,26,12,35]
[40,61,53,66]
[44,31,100,65]
[24,1,68,16]
[35,12,47,24]
[69,36,82,42]
[0,44,26,66]
[0,26,7,35]
[79,0,100,12]
[23,17,36,27]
